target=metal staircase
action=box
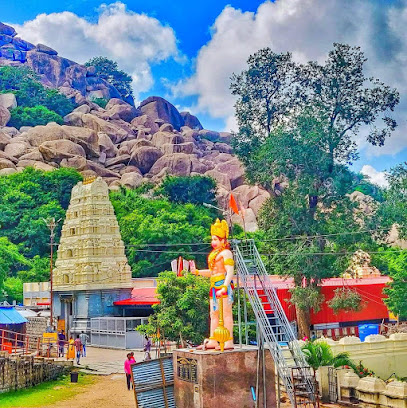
[232,239,317,407]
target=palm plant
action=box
[301,340,353,373]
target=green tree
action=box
[3,277,23,303]
[0,237,30,297]
[0,66,74,116]
[110,186,218,277]
[372,248,407,319]
[18,256,50,283]
[231,44,399,338]
[157,175,217,206]
[375,162,407,240]
[85,57,133,100]
[9,106,64,129]
[0,167,81,258]
[138,271,210,345]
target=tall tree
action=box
[231,44,399,338]
[85,57,133,101]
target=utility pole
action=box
[43,217,61,331]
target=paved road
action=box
[71,346,146,375]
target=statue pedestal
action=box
[173,346,276,408]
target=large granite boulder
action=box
[81,114,129,144]
[25,123,66,146]
[39,139,86,162]
[19,149,44,162]
[0,23,16,37]
[120,172,143,189]
[139,96,185,131]
[17,160,55,171]
[215,159,245,189]
[0,158,16,170]
[36,44,57,55]
[4,141,30,158]
[0,106,11,126]
[131,114,160,134]
[105,98,140,122]
[61,125,99,157]
[130,146,163,174]
[0,130,11,149]
[0,93,17,110]
[98,133,118,159]
[249,191,270,217]
[180,112,203,130]
[149,153,192,177]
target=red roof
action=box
[114,276,391,325]
[114,287,159,306]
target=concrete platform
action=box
[174,346,276,408]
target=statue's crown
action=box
[211,219,229,239]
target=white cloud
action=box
[11,2,180,100]
[179,0,407,148]
[361,165,389,188]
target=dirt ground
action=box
[42,374,135,408]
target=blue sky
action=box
[4,0,407,185]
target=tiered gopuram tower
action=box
[53,177,133,335]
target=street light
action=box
[203,202,226,213]
[43,217,62,331]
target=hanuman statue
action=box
[191,219,234,350]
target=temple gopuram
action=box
[53,177,133,335]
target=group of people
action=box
[58,329,89,365]
[124,336,152,391]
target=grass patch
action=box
[0,373,96,408]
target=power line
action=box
[255,225,406,243]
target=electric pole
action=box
[43,217,61,331]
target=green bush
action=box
[0,66,75,116]
[158,175,217,206]
[8,106,64,129]
[91,97,109,109]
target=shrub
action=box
[0,66,75,116]
[158,175,217,205]
[8,106,64,129]
[328,288,363,314]
[301,340,353,372]
[91,97,109,109]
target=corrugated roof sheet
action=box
[0,307,28,325]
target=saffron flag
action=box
[229,193,239,215]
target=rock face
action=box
[0,22,271,230]
[0,22,122,104]
[139,96,185,131]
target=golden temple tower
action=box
[53,177,133,291]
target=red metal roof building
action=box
[115,276,392,330]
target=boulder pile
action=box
[0,22,270,231]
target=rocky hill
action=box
[0,22,270,231]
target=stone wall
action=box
[328,334,407,378]
[0,352,71,393]
[337,369,407,408]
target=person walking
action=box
[79,331,89,357]
[74,335,82,365]
[124,353,134,391]
[58,329,66,357]
[144,336,152,361]
[66,336,75,360]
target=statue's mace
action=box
[212,295,230,352]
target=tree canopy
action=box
[231,43,399,337]
[110,185,218,277]
[0,66,75,118]
[85,57,133,101]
